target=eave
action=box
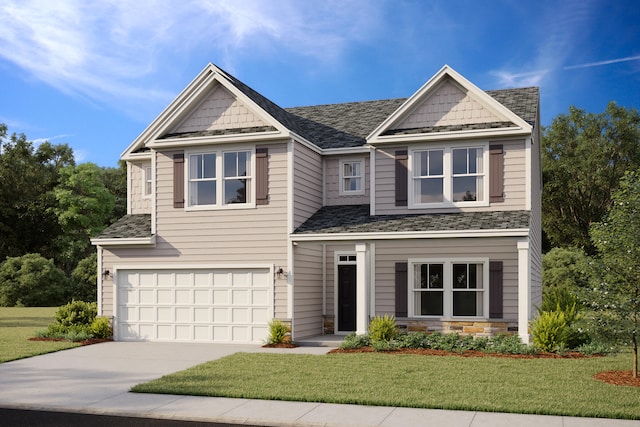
[290,228,530,242]
[90,235,156,247]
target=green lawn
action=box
[0,307,80,363]
[132,352,640,420]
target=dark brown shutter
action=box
[489,145,504,203]
[173,153,184,208]
[255,147,268,205]
[395,150,408,206]
[489,261,503,319]
[395,262,408,317]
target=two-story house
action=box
[92,63,541,344]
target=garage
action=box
[115,268,272,343]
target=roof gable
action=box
[368,65,533,143]
[122,64,291,158]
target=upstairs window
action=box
[187,149,253,208]
[144,166,153,197]
[410,144,487,207]
[340,159,364,195]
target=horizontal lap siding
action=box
[101,143,289,318]
[374,238,520,321]
[374,139,527,214]
[293,143,323,229]
[130,161,151,214]
[292,244,323,339]
[324,155,370,206]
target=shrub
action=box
[90,317,112,339]
[54,300,97,327]
[368,314,398,342]
[395,331,429,348]
[371,339,395,351]
[70,253,97,302]
[489,334,536,354]
[0,253,67,307]
[265,319,290,345]
[576,341,613,356]
[531,311,569,352]
[339,332,370,349]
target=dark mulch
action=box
[262,342,298,348]
[593,370,640,388]
[28,337,112,346]
[329,346,593,359]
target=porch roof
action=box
[293,205,530,235]
[94,214,152,239]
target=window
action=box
[187,149,252,208]
[410,259,487,318]
[340,159,364,195]
[144,166,153,197]
[410,145,487,207]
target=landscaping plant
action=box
[368,314,398,343]
[265,319,290,345]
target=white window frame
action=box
[408,142,489,208]
[408,258,490,319]
[143,165,153,198]
[339,158,365,196]
[185,146,255,210]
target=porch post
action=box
[355,242,369,335]
[517,239,531,343]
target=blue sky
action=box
[0,0,638,167]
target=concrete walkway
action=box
[0,342,637,427]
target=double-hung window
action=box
[410,144,487,207]
[410,259,488,318]
[187,149,252,208]
[143,166,153,197]
[340,159,364,195]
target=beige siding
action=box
[100,142,289,318]
[324,155,370,206]
[130,161,151,214]
[293,142,322,229]
[292,244,324,339]
[529,129,543,309]
[374,139,527,214]
[392,78,505,130]
[374,238,520,321]
[173,85,266,134]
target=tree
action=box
[0,253,67,306]
[53,163,115,272]
[100,160,127,224]
[0,125,75,261]
[589,170,640,377]
[542,102,640,253]
[70,253,97,302]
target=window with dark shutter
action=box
[489,145,504,203]
[395,150,408,207]
[395,262,408,317]
[255,147,268,205]
[173,153,184,208]
[489,261,503,318]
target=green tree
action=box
[0,124,74,261]
[0,253,67,306]
[100,160,127,224]
[53,163,115,272]
[541,247,593,311]
[70,253,97,302]
[589,170,640,377]
[542,102,640,253]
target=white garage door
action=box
[116,268,272,343]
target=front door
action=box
[338,264,357,332]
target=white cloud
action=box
[0,0,381,119]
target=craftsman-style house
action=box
[92,63,541,344]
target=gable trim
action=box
[367,65,532,144]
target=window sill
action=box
[185,203,256,212]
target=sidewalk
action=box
[0,342,637,427]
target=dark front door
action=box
[338,264,357,332]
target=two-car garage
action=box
[115,268,272,343]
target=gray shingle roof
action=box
[293,205,530,234]
[94,215,152,239]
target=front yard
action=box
[132,351,640,420]
[0,307,80,363]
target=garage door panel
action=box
[117,268,271,343]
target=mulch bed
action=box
[593,371,640,388]
[262,342,298,348]
[28,337,112,346]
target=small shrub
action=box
[576,341,613,356]
[265,319,290,345]
[531,311,569,352]
[54,300,97,327]
[368,314,398,342]
[64,329,94,342]
[371,339,396,351]
[339,332,370,349]
[90,317,112,339]
[395,331,429,349]
[490,334,536,355]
